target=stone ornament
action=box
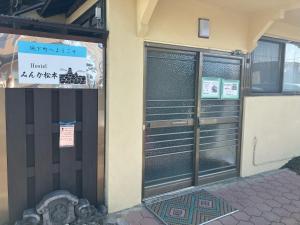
[36,191,78,225]
[15,191,105,225]
[73,199,103,225]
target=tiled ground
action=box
[104,169,300,225]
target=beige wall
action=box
[145,0,249,52]
[106,0,144,213]
[241,96,300,177]
[266,21,300,42]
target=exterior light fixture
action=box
[95,6,102,28]
[95,6,102,19]
[198,18,210,38]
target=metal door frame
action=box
[142,46,198,197]
[143,42,246,198]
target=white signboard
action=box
[59,124,75,148]
[201,77,221,99]
[18,41,87,85]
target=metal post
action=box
[0,88,8,225]
[193,53,203,186]
[97,44,106,204]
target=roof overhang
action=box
[0,15,108,43]
[39,0,86,17]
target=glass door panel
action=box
[199,55,242,177]
[144,46,244,197]
[144,48,197,196]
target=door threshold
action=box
[143,186,195,204]
[143,179,239,205]
[143,170,239,204]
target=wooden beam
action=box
[0,15,108,43]
[66,0,87,17]
[137,0,159,37]
[66,0,97,24]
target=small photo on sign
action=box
[59,124,75,148]
[201,77,221,99]
[221,80,240,100]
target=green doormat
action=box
[145,189,238,225]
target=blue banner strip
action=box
[59,121,77,125]
[18,41,87,58]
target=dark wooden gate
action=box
[6,88,101,222]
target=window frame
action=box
[249,36,300,96]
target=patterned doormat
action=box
[145,189,238,225]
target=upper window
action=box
[251,40,283,93]
[251,38,300,94]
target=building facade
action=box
[1,0,300,224]
[105,0,300,213]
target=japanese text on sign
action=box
[221,80,240,99]
[18,41,87,85]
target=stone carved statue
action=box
[15,191,105,225]
[36,191,78,225]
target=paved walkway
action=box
[104,169,300,225]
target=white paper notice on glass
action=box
[201,77,221,99]
[59,124,75,148]
[221,80,240,100]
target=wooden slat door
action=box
[6,88,101,222]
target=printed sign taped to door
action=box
[201,77,221,99]
[221,79,240,100]
[59,124,75,148]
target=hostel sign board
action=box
[18,41,87,85]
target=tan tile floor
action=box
[104,169,300,225]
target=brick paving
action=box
[104,169,300,225]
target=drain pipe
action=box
[252,136,294,166]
